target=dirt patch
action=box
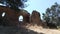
[25,24,60,34]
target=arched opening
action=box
[2,12,6,17]
[19,15,23,22]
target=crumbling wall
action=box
[0,6,30,26]
[17,10,30,23]
[0,6,44,26]
[0,6,18,26]
[30,10,42,25]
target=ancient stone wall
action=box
[17,10,30,23]
[0,6,43,26]
[0,6,18,26]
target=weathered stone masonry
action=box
[0,6,43,26]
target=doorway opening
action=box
[19,15,23,22]
[2,12,6,17]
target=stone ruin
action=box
[30,10,42,25]
[0,6,45,27]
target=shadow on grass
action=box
[0,26,44,34]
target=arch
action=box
[19,15,23,22]
[0,6,30,26]
[17,10,30,23]
[0,6,18,26]
[2,12,6,17]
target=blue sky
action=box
[23,0,60,19]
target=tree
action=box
[0,0,28,11]
[42,2,60,28]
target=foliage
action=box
[0,0,28,11]
[42,2,60,27]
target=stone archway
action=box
[2,12,6,17]
[0,6,19,26]
[0,6,30,26]
[17,10,30,23]
[19,15,23,22]
[0,6,45,27]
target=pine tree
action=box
[43,2,60,28]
